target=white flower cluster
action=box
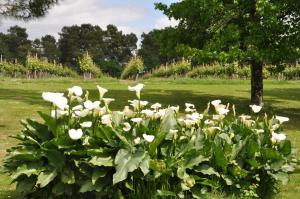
[42,84,290,145]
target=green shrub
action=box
[150,59,191,78]
[79,52,102,78]
[26,55,77,77]
[121,56,144,79]
[0,61,27,77]
[2,85,298,199]
[282,65,300,80]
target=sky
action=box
[0,0,178,46]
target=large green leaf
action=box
[149,110,177,156]
[194,164,220,177]
[113,149,146,184]
[157,189,176,197]
[182,149,209,169]
[22,119,52,141]
[11,164,40,181]
[16,176,36,194]
[92,168,107,185]
[61,168,75,184]
[213,144,227,170]
[89,155,113,167]
[37,170,57,188]
[44,149,66,170]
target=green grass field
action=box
[0,77,299,198]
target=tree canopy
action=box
[0,0,60,19]
[156,0,300,104]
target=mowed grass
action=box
[0,77,299,198]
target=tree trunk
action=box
[250,61,263,105]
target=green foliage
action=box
[149,59,191,78]
[79,52,102,78]
[120,56,144,79]
[0,61,27,77]
[26,55,77,77]
[2,85,299,199]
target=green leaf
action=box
[270,172,289,185]
[11,164,40,181]
[213,143,227,170]
[44,149,65,170]
[182,149,209,169]
[92,168,107,185]
[38,111,57,136]
[113,149,146,184]
[246,138,259,158]
[89,155,113,167]
[195,164,220,177]
[61,168,75,184]
[37,170,57,188]
[79,180,105,193]
[22,119,52,141]
[149,110,177,156]
[16,176,36,194]
[140,153,150,176]
[279,140,291,156]
[157,189,176,197]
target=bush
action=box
[150,59,191,78]
[0,61,27,77]
[26,55,77,78]
[121,56,144,79]
[79,52,102,78]
[2,85,298,199]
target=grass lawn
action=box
[0,77,299,198]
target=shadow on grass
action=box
[0,87,299,128]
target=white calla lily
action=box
[141,109,155,118]
[68,129,83,140]
[97,85,108,100]
[211,100,221,107]
[250,105,262,113]
[42,92,68,110]
[271,132,286,143]
[80,121,92,128]
[123,122,131,132]
[131,117,143,124]
[275,116,289,124]
[151,103,162,110]
[128,83,144,99]
[68,86,83,96]
[101,114,112,127]
[216,107,229,115]
[143,134,155,143]
[134,137,141,145]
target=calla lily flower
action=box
[143,134,155,143]
[97,85,108,100]
[128,83,144,99]
[68,129,83,140]
[68,86,83,96]
[275,116,289,124]
[101,114,112,127]
[84,100,100,110]
[123,122,131,132]
[80,121,92,128]
[250,105,262,113]
[131,117,143,124]
[134,137,141,145]
[103,98,115,106]
[74,109,90,118]
[216,107,229,115]
[51,109,68,119]
[185,103,195,108]
[211,100,221,107]
[42,92,68,110]
[151,103,162,110]
[271,131,286,143]
[141,109,155,118]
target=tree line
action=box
[0,24,138,77]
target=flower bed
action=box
[2,84,298,198]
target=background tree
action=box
[0,0,60,19]
[156,0,300,105]
[40,35,59,62]
[0,26,32,64]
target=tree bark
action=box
[250,61,263,105]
